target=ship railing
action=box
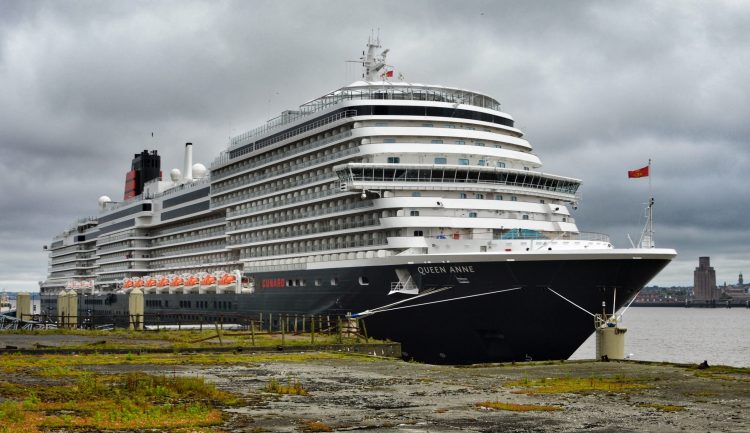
[228,201,375,232]
[211,172,337,208]
[241,239,388,262]
[151,177,211,200]
[212,129,353,180]
[212,146,359,197]
[225,109,358,156]
[150,231,226,248]
[300,85,502,114]
[147,256,235,271]
[226,188,350,219]
[150,243,227,258]
[152,217,226,237]
[228,218,380,245]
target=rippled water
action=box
[570,306,750,367]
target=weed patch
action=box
[505,375,650,394]
[638,402,685,412]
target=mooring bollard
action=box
[310,315,315,344]
[250,319,256,346]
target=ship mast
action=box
[361,34,389,81]
[638,159,654,248]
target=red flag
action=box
[628,165,649,178]
[385,70,394,77]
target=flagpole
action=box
[648,158,653,248]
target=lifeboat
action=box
[123,278,134,289]
[218,273,236,286]
[157,276,170,287]
[200,273,217,286]
[145,277,157,287]
[133,277,145,288]
[185,274,200,287]
[170,275,185,287]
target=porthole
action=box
[358,276,370,286]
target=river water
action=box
[569,306,750,367]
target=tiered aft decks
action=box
[42,217,98,294]
[212,81,603,272]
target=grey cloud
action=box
[1,0,748,291]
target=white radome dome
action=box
[97,195,111,206]
[192,163,207,178]
[170,168,182,181]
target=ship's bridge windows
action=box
[434,157,447,164]
[458,158,469,165]
[387,157,400,164]
[358,276,370,286]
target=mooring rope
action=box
[353,287,522,318]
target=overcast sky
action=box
[1,0,748,292]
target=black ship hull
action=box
[42,253,672,364]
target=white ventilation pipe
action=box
[184,142,193,181]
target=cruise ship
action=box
[40,38,676,363]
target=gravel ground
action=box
[122,355,748,433]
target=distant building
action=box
[693,257,719,301]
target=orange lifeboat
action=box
[170,276,184,287]
[185,274,200,286]
[134,278,145,288]
[219,274,236,285]
[200,274,217,286]
[123,278,134,289]
[145,277,157,287]
[157,276,170,287]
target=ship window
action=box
[375,122,388,126]
[495,195,503,200]
[455,140,465,144]
[330,277,338,286]
[524,166,530,171]
[434,157,447,164]
[411,192,421,197]
[495,162,506,168]
[562,217,567,222]
[384,138,396,143]
[476,142,485,146]
[469,212,478,218]
[475,193,484,199]
[511,196,518,201]
[459,193,467,199]
[410,210,420,216]
[387,157,400,163]
[314,279,321,286]
[458,158,469,165]
[431,139,443,144]
[540,199,545,204]
[358,276,370,286]
[422,123,434,127]
[413,230,424,236]
[522,214,529,220]
[445,124,456,128]
[478,160,486,166]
